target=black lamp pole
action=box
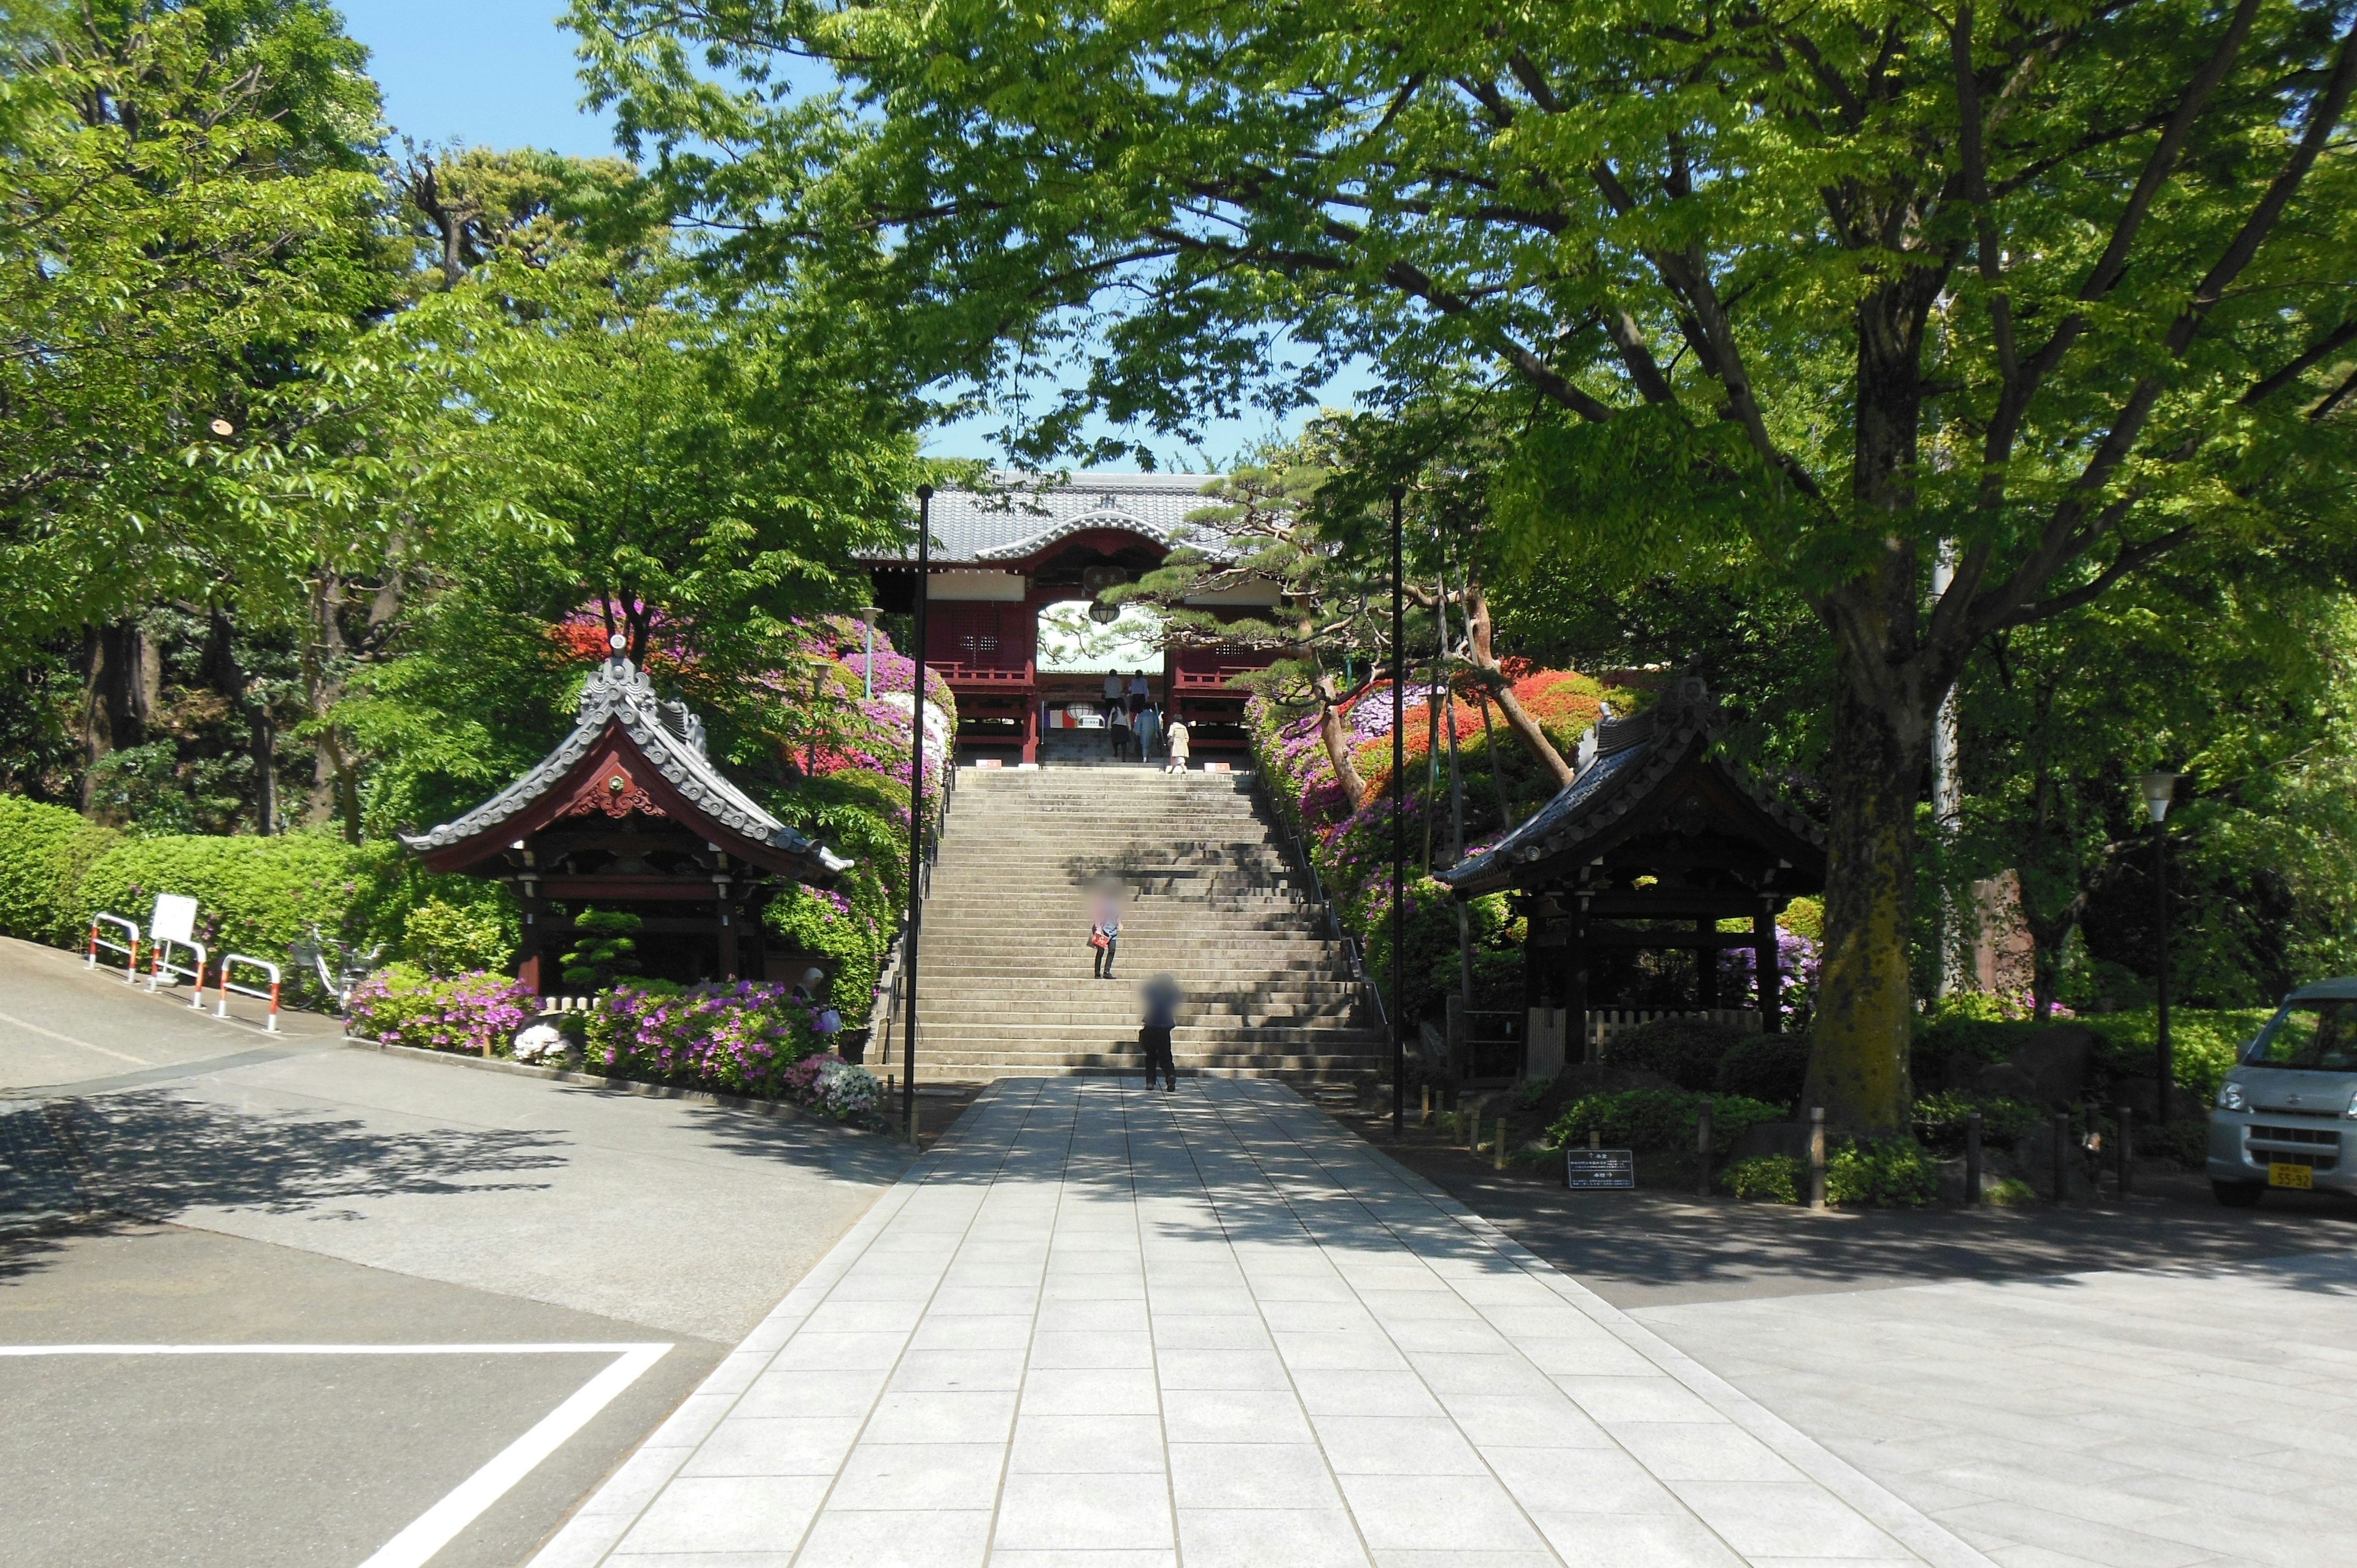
[1390,484,1406,1138]
[2156,827,2170,1125]
[2137,771,2178,1127]
[903,484,933,1142]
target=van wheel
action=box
[2212,1180,2265,1208]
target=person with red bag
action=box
[1089,889,1122,979]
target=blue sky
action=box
[336,2,1358,468]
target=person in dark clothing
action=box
[1140,972,1182,1091]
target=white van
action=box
[2208,978,2357,1205]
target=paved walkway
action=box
[535,1079,1986,1566]
[1636,1251,2357,1568]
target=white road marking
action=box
[0,1008,150,1065]
[0,1342,667,1356]
[357,1344,670,1568]
[0,1342,672,1567]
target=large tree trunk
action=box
[1460,581,1573,787]
[1802,283,1946,1137]
[300,570,363,842]
[1806,646,1925,1137]
[79,618,158,820]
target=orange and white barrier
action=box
[148,937,209,1009]
[217,954,282,1032]
[87,913,140,981]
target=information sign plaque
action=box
[1565,1148,1635,1191]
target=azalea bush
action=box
[781,1052,886,1122]
[587,980,822,1097]
[348,964,535,1056]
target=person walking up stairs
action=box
[901,766,1385,1087]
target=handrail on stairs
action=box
[871,755,959,1067]
[1245,768,1387,1036]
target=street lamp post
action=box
[2137,771,2180,1126]
[1389,484,1406,1139]
[904,486,934,1143]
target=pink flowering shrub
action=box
[349,964,535,1056]
[584,989,886,1124]
[587,981,823,1097]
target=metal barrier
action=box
[217,953,282,1031]
[87,913,141,981]
[148,937,209,1009]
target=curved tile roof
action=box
[1440,688,1824,895]
[864,472,1231,565]
[401,654,850,878]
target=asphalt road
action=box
[0,936,912,1566]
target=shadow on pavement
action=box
[6,1093,565,1236]
[1357,1116,2357,1304]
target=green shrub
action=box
[1721,1154,1802,1202]
[403,897,517,977]
[560,909,644,989]
[2079,1008,2270,1105]
[1544,1089,1787,1156]
[0,795,118,946]
[1607,1018,1751,1090]
[1826,1138,1940,1207]
[79,830,368,973]
[1715,1030,1813,1111]
[1984,1176,2038,1206]
[1911,1091,2045,1154]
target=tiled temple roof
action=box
[401,653,850,879]
[864,473,1231,565]
[1440,681,1824,897]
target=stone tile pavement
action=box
[531,1078,1987,1566]
[1635,1249,2357,1568]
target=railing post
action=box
[1695,1102,1714,1199]
[1808,1107,1827,1210]
[2116,1105,2134,1198]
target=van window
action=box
[2247,1000,2357,1070]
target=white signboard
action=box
[149,893,198,945]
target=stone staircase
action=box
[896,766,1387,1086]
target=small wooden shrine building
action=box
[401,644,850,995]
[1439,680,1825,1065]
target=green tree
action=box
[0,1,394,822]
[573,0,2357,1134]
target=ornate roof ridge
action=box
[400,654,850,875]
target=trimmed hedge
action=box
[1544,1089,1787,1156]
[1608,1018,1752,1091]
[0,796,118,946]
[79,832,371,973]
[1715,1031,1812,1112]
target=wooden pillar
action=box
[1022,690,1040,764]
[1565,899,1589,1064]
[1695,916,1719,1009]
[1754,908,1780,1033]
[517,891,543,996]
[714,851,740,980]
